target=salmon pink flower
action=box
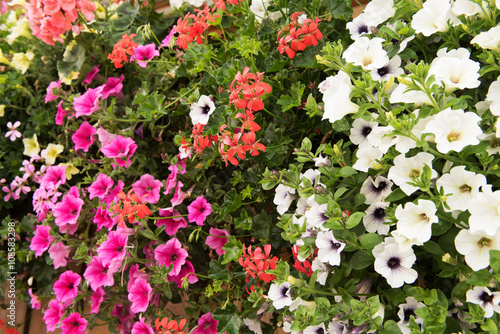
[61,313,87,334]
[131,44,160,68]
[157,207,188,236]
[132,173,163,204]
[53,270,81,304]
[48,241,72,269]
[41,165,67,189]
[53,192,84,227]
[30,225,55,257]
[154,238,188,276]
[205,228,229,256]
[72,121,96,152]
[73,87,102,118]
[97,231,128,265]
[128,278,152,313]
[192,313,218,334]
[43,300,64,332]
[187,196,211,226]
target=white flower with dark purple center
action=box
[373,239,417,288]
[274,184,296,215]
[268,282,293,309]
[363,202,391,235]
[466,286,500,318]
[316,230,346,266]
[303,323,327,334]
[360,175,393,204]
[346,13,376,40]
[189,95,215,125]
[387,152,437,195]
[304,202,328,230]
[371,55,404,82]
[342,37,389,71]
[395,199,438,245]
[397,297,425,334]
[350,118,379,149]
[455,228,500,271]
[436,166,486,212]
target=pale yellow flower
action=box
[7,18,31,45]
[0,49,10,65]
[6,10,16,25]
[41,143,64,165]
[11,51,35,74]
[60,163,80,180]
[59,71,80,85]
[23,134,40,157]
[0,105,5,117]
[7,0,26,6]
[95,2,106,20]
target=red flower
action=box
[238,244,278,284]
[107,33,138,68]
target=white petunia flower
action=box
[395,199,438,245]
[373,240,418,288]
[470,25,500,53]
[455,228,500,271]
[342,37,389,71]
[249,0,282,23]
[274,184,296,215]
[486,76,500,116]
[350,117,379,149]
[289,297,316,312]
[268,282,293,309]
[392,229,423,249]
[346,13,376,40]
[300,169,322,188]
[296,197,316,215]
[321,71,359,123]
[428,48,481,93]
[304,202,329,230]
[389,82,434,106]
[411,0,459,37]
[316,230,346,266]
[387,152,437,195]
[452,0,490,18]
[466,286,500,318]
[311,257,330,285]
[243,317,263,334]
[363,202,391,235]
[468,186,500,236]
[478,133,500,155]
[363,0,396,25]
[189,95,215,125]
[304,324,327,334]
[352,146,384,172]
[371,55,404,82]
[424,108,482,153]
[397,297,425,334]
[360,175,393,204]
[313,153,331,167]
[436,166,486,212]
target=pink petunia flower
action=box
[131,318,155,334]
[160,26,177,48]
[157,207,188,236]
[83,65,102,84]
[127,264,151,290]
[96,126,118,147]
[167,260,198,288]
[73,87,102,118]
[5,121,22,141]
[187,197,212,226]
[93,206,116,231]
[72,121,96,152]
[83,256,121,291]
[55,101,72,126]
[45,80,61,103]
[48,241,72,269]
[192,313,219,334]
[132,173,163,204]
[205,228,229,256]
[43,299,65,332]
[154,238,188,276]
[90,287,105,314]
[53,270,81,304]
[164,165,179,196]
[100,135,138,168]
[53,193,84,228]
[100,75,124,99]
[130,44,160,68]
[40,165,67,189]
[111,303,134,323]
[128,278,152,313]
[88,173,114,200]
[171,181,195,207]
[28,288,41,310]
[97,231,128,265]
[61,313,87,334]
[104,180,124,205]
[30,225,55,257]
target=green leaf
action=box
[422,240,445,256]
[338,166,357,177]
[467,269,492,286]
[490,250,500,274]
[325,0,353,18]
[208,259,232,280]
[360,233,383,251]
[252,211,272,241]
[229,36,262,58]
[212,304,244,334]
[385,188,407,202]
[234,209,252,230]
[276,82,306,112]
[304,93,318,116]
[266,59,288,72]
[350,251,374,270]
[135,91,166,119]
[481,318,499,334]
[222,236,242,264]
[345,212,365,229]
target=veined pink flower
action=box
[48,241,72,269]
[167,260,198,288]
[130,44,160,68]
[127,264,151,291]
[88,173,114,200]
[131,318,155,334]
[45,80,61,103]
[101,135,138,168]
[73,87,102,118]
[83,256,121,291]
[97,231,128,265]
[53,193,84,227]
[192,313,218,334]
[100,75,124,99]
[96,126,118,147]
[72,121,96,152]
[132,173,163,204]
[206,228,229,256]
[90,287,105,314]
[93,206,115,231]
[188,197,212,226]
[28,288,41,310]
[157,207,188,236]
[83,65,102,84]
[104,180,125,205]
[43,299,65,332]
[164,165,179,195]
[171,181,188,206]
[160,26,177,48]
[154,238,188,276]
[30,225,55,257]
[56,101,72,126]
[41,165,67,189]
[53,270,81,304]
[61,313,87,334]
[128,278,152,313]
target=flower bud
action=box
[287,275,303,287]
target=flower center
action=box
[387,257,400,269]
[358,25,368,34]
[203,321,212,330]
[459,184,472,193]
[202,105,211,115]
[404,309,416,323]
[478,237,491,247]
[70,209,78,216]
[170,254,178,262]
[447,131,461,142]
[409,169,421,178]
[377,66,390,77]
[480,291,493,303]
[361,126,372,137]
[373,208,386,220]
[419,213,429,222]
[331,241,341,250]
[146,186,153,192]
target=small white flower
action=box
[296,197,316,215]
[350,117,379,149]
[363,0,396,25]
[189,95,215,125]
[352,146,383,172]
[363,202,391,235]
[360,175,393,204]
[346,13,376,40]
[304,323,327,334]
[397,297,425,334]
[243,317,263,334]
[471,25,500,53]
[342,37,389,71]
[387,152,437,195]
[268,282,293,309]
[289,297,316,312]
[395,199,438,245]
[468,186,500,236]
[274,184,296,215]
[249,0,282,23]
[389,82,434,106]
[321,71,359,123]
[411,0,459,37]
[371,55,404,82]
[452,0,490,18]
[316,230,346,266]
[466,286,500,318]
[304,202,328,230]
[313,153,330,167]
[311,257,330,285]
[436,166,486,212]
[373,240,418,288]
[486,76,500,116]
[455,228,500,271]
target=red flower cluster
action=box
[155,317,187,334]
[111,189,151,227]
[211,0,243,11]
[0,320,21,334]
[291,245,316,277]
[107,33,139,68]
[238,244,278,284]
[229,67,272,112]
[176,5,219,50]
[277,12,323,59]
